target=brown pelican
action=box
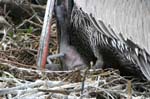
[54,0,150,81]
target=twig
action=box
[0,77,28,83]
[16,13,37,29]
[38,89,70,95]
[0,80,43,95]
[30,6,43,24]
[80,67,89,98]
[127,80,132,99]
[26,20,42,28]
[0,58,36,68]
[0,80,63,95]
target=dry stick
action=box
[0,80,43,95]
[0,58,36,68]
[16,92,45,99]
[0,62,72,74]
[0,0,46,10]
[100,77,127,88]
[39,84,82,95]
[28,8,38,23]
[26,20,42,28]
[0,48,37,53]
[0,80,62,95]
[16,92,47,99]
[127,80,132,99]
[80,67,89,99]
[30,6,43,24]
[16,13,37,29]
[38,89,69,95]
[28,4,46,10]
[50,93,81,99]
[0,77,28,84]
[0,62,106,76]
[1,71,22,84]
[91,86,121,99]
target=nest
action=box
[0,63,150,99]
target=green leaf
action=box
[8,32,14,38]
[27,26,33,34]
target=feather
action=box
[70,3,150,80]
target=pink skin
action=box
[62,46,86,70]
[46,46,86,71]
